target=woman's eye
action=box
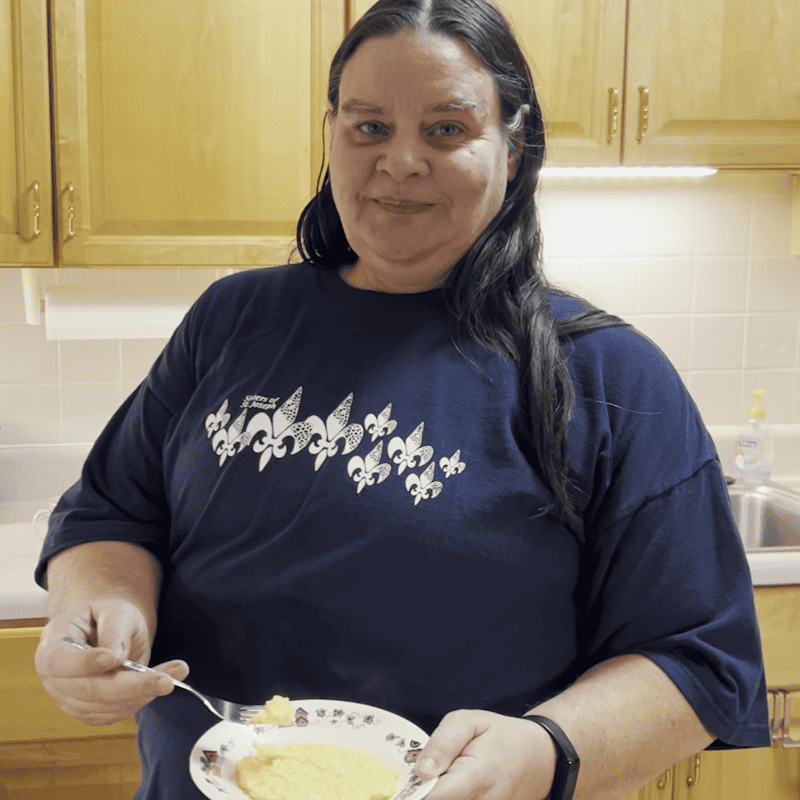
[356,121,389,137]
[429,123,464,138]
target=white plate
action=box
[189,698,438,800]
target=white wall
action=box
[0,171,798,445]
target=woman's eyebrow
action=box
[340,100,385,114]
[428,100,482,114]
[339,99,482,115]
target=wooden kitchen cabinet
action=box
[0,625,140,799]
[1,0,346,270]
[484,0,628,168]
[624,0,800,168]
[352,0,800,170]
[50,0,345,268]
[0,0,54,267]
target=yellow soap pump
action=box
[747,388,767,421]
[733,388,775,485]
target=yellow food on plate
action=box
[235,742,399,800]
[251,695,295,726]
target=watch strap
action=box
[522,714,580,800]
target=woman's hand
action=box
[415,709,557,800]
[35,598,189,726]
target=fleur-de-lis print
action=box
[307,394,364,471]
[347,441,391,494]
[210,409,251,466]
[388,422,433,475]
[440,449,466,478]
[246,387,305,471]
[364,403,397,442]
[405,462,443,505]
[205,399,231,438]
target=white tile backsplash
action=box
[689,315,746,371]
[541,172,800,426]
[692,258,748,313]
[0,175,798,445]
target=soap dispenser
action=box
[733,388,775,486]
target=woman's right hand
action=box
[35,598,190,726]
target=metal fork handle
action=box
[62,636,158,673]
[61,637,224,720]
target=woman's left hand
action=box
[415,709,557,800]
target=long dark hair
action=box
[296,0,628,518]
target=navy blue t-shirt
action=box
[36,264,770,799]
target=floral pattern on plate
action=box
[189,698,437,800]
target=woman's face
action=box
[327,29,519,293]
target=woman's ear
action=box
[507,104,531,181]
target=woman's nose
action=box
[377,135,431,180]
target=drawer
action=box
[0,628,137,743]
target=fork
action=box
[62,636,264,724]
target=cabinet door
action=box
[672,748,800,800]
[625,0,800,167]
[349,0,627,167]
[495,0,627,167]
[0,0,53,267]
[0,627,137,742]
[754,585,800,688]
[51,0,344,268]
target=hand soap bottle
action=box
[733,388,775,486]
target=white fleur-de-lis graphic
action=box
[210,408,251,466]
[440,449,466,478]
[347,441,392,494]
[387,422,433,475]
[405,462,443,505]
[246,387,307,472]
[205,399,231,438]
[307,394,364,471]
[364,403,397,442]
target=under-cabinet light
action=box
[540,166,718,178]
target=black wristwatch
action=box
[522,714,580,800]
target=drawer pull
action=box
[768,688,800,748]
[636,85,649,143]
[607,87,619,143]
[32,181,41,238]
[686,753,701,787]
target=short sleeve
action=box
[578,460,769,747]
[561,321,770,748]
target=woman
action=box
[34,1,769,799]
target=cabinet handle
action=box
[64,182,75,242]
[655,769,671,792]
[32,181,41,238]
[636,85,650,142]
[607,87,619,143]
[768,688,800,748]
[685,754,701,787]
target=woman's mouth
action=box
[372,198,437,214]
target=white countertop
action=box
[0,502,49,620]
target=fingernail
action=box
[418,758,439,777]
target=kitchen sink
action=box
[728,483,800,551]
